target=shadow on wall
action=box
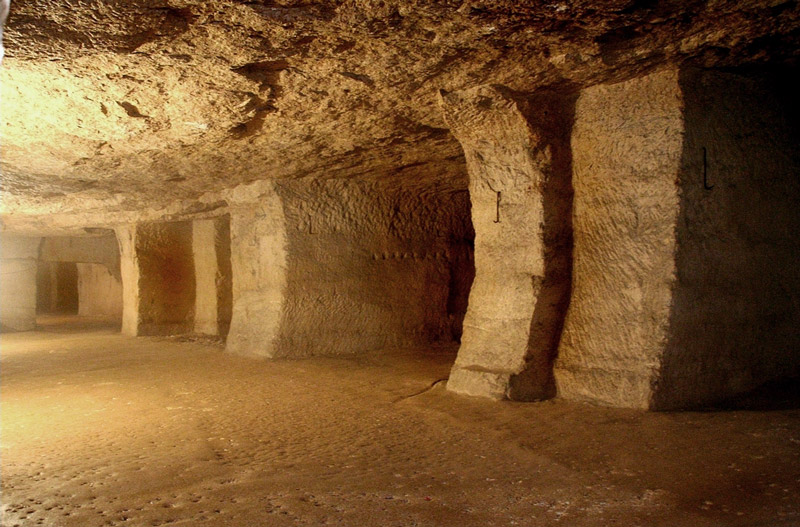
[654,65,800,410]
[216,216,233,339]
[137,221,196,336]
[445,202,475,343]
[36,261,79,314]
[509,89,577,401]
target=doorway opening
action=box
[36,261,78,315]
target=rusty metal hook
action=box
[703,147,714,190]
[494,191,501,223]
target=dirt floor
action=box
[2,316,799,527]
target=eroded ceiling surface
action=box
[1,0,799,232]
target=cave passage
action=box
[2,2,800,525]
[36,261,78,315]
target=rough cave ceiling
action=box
[1,0,799,233]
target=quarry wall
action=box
[77,263,123,318]
[117,222,195,336]
[135,221,195,336]
[225,178,473,358]
[549,65,800,409]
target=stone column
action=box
[439,86,573,400]
[553,69,684,409]
[0,235,41,331]
[116,225,140,336]
[225,183,288,357]
[192,216,232,337]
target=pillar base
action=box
[447,366,511,400]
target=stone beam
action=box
[39,235,120,281]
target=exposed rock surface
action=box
[76,262,123,317]
[554,65,800,409]
[2,0,800,231]
[192,216,232,337]
[440,85,572,401]
[37,234,123,319]
[1,1,799,410]
[225,177,473,358]
[39,234,121,279]
[118,221,196,336]
[656,66,800,409]
[555,68,685,408]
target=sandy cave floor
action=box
[1,317,799,527]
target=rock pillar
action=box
[0,235,41,331]
[192,216,232,337]
[439,86,573,400]
[116,225,140,336]
[553,69,684,408]
[225,183,288,357]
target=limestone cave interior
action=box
[1,1,799,526]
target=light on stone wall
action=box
[0,0,9,64]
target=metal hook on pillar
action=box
[494,191,501,223]
[703,147,714,190]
